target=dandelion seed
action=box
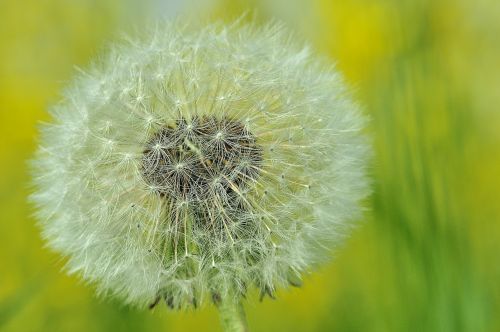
[31,20,370,331]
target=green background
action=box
[1,0,499,331]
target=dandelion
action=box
[31,20,370,331]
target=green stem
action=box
[217,297,248,332]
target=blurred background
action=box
[1,0,499,331]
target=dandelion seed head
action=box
[31,21,371,309]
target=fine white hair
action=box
[31,21,370,309]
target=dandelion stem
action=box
[217,297,248,332]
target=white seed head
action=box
[31,21,371,309]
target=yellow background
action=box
[1,0,500,331]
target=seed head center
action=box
[142,116,262,201]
